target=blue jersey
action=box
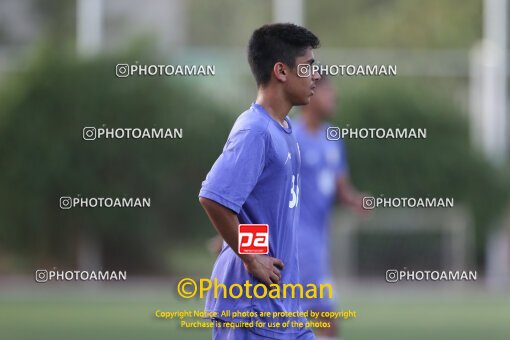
[294,117,347,311]
[199,103,306,338]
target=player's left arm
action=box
[336,174,364,213]
[334,139,366,213]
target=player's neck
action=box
[301,110,322,133]
[255,88,291,126]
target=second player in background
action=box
[295,74,366,340]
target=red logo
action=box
[238,224,269,254]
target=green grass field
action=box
[1,283,509,340]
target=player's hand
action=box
[242,254,284,286]
[353,192,370,216]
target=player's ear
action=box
[273,62,287,82]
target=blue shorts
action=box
[212,324,315,340]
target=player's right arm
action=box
[199,127,283,286]
[199,197,283,286]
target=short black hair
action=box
[248,23,320,86]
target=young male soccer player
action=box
[295,75,365,339]
[199,23,320,339]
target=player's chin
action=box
[294,95,312,106]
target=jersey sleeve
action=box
[199,129,267,214]
[336,139,349,178]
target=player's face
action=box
[310,78,336,119]
[284,48,320,106]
